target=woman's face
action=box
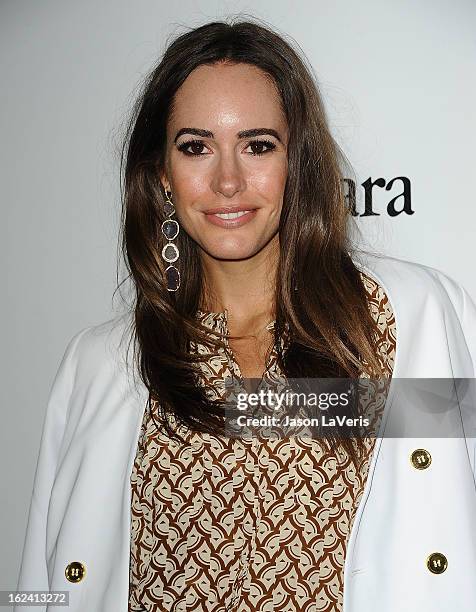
[160,62,289,262]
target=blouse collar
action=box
[195,308,276,332]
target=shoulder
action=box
[354,252,470,321]
[356,252,449,288]
[61,311,136,390]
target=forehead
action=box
[168,63,287,134]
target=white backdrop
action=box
[2,0,475,595]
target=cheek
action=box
[254,161,288,202]
[172,167,206,198]
[167,179,206,236]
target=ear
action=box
[158,167,170,193]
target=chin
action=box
[203,239,260,261]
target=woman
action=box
[16,18,476,612]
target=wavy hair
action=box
[117,17,388,465]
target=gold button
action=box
[410,448,432,469]
[427,552,448,574]
[65,561,86,583]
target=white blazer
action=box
[15,254,476,612]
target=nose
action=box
[211,149,247,198]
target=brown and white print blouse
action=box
[128,272,397,612]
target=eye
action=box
[176,138,277,157]
[177,139,208,156]
[245,139,277,156]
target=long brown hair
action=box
[116,17,388,465]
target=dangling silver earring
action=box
[161,189,180,291]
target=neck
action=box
[199,233,279,325]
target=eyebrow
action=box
[173,127,283,144]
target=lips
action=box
[203,208,258,228]
[203,207,257,214]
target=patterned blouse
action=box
[128,272,397,611]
